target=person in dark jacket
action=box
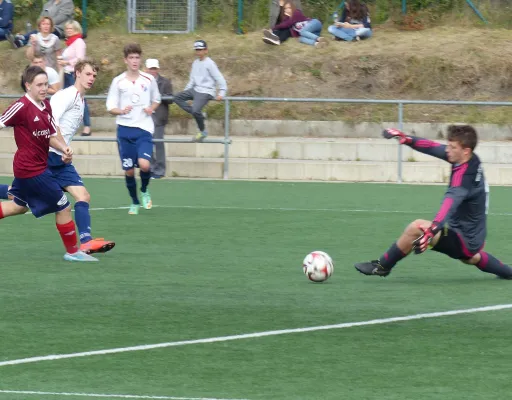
[145,58,173,179]
[0,0,15,47]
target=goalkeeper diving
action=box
[354,125,512,280]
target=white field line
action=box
[0,390,248,400]
[0,304,511,368]
[82,204,512,217]
[18,203,512,216]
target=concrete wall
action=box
[89,117,512,141]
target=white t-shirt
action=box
[49,86,84,155]
[45,66,60,86]
[106,71,161,134]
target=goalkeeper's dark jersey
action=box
[408,137,488,255]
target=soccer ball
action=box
[302,251,334,282]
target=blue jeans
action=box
[64,72,91,128]
[299,19,323,46]
[355,27,372,39]
[328,25,372,41]
[0,27,12,41]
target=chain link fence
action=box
[127,0,196,33]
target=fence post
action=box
[237,0,244,34]
[397,102,404,184]
[223,99,231,180]
[82,0,88,36]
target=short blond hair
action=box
[65,20,83,35]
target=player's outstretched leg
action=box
[55,207,97,262]
[465,251,512,279]
[355,219,431,277]
[0,200,28,218]
[139,158,152,210]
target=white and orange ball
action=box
[302,251,334,282]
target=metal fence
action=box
[1,94,512,182]
[224,97,512,183]
[127,0,196,34]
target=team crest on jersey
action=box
[140,84,148,92]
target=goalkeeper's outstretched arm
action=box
[383,129,448,162]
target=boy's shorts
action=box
[8,169,70,218]
[117,125,153,170]
[431,228,482,260]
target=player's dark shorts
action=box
[47,152,84,188]
[117,125,153,170]
[8,169,70,218]
[431,228,483,260]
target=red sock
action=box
[0,204,4,219]
[56,220,79,254]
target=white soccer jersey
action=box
[106,71,161,134]
[49,86,84,155]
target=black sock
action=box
[476,252,512,279]
[140,170,150,193]
[125,175,139,204]
[379,242,407,269]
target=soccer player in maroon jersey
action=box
[355,125,512,279]
[0,66,97,262]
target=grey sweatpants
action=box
[151,124,166,177]
[173,88,213,132]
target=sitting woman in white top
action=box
[57,20,91,136]
[328,0,372,42]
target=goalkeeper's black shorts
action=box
[431,228,481,260]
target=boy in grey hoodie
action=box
[174,40,227,142]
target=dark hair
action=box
[346,0,368,22]
[20,66,47,92]
[123,43,142,58]
[74,58,100,76]
[447,125,478,151]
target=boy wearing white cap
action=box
[173,40,227,142]
[145,58,173,179]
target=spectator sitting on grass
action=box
[328,0,372,42]
[268,2,328,48]
[24,16,63,70]
[262,0,301,46]
[0,0,16,47]
[14,0,74,48]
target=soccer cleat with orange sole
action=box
[80,238,116,254]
